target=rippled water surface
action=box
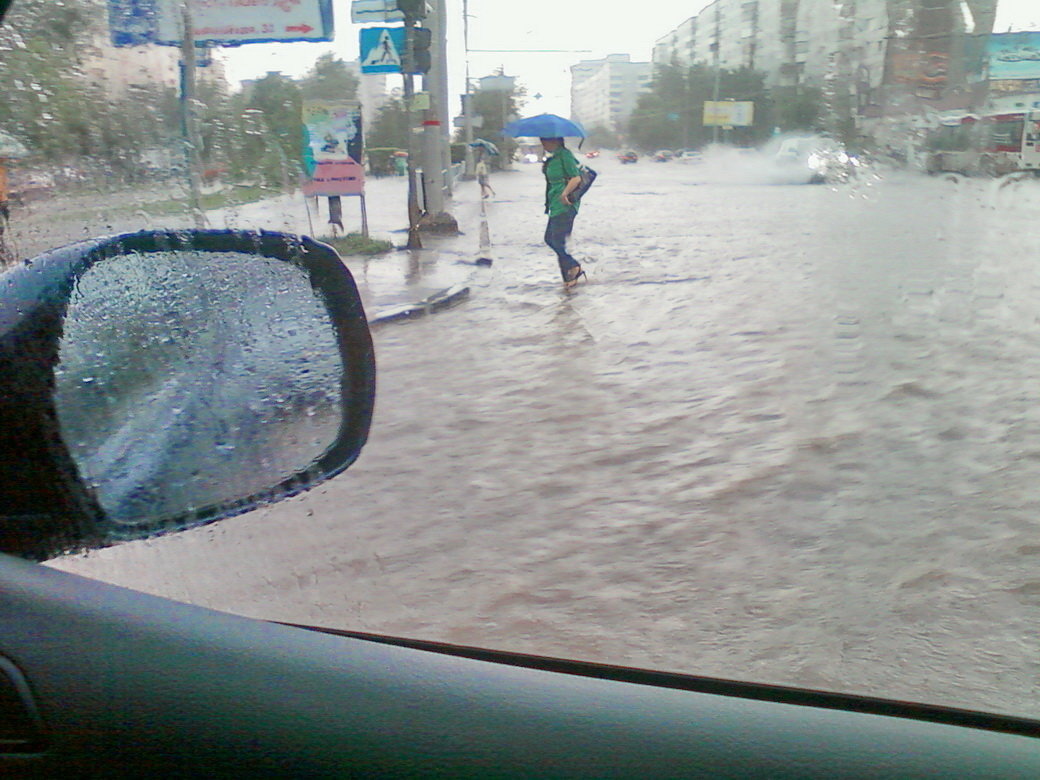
[55,159,1040,718]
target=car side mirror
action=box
[0,230,375,560]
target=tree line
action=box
[0,0,358,191]
[619,61,832,153]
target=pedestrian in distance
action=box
[540,137,585,287]
[475,152,495,199]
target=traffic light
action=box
[405,26,431,74]
[395,0,426,21]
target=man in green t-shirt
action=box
[540,137,585,286]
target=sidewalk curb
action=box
[369,284,471,326]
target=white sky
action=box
[221,0,713,115]
[222,0,1040,119]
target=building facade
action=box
[651,1,1000,127]
[570,54,652,135]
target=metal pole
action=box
[403,22,423,249]
[712,4,721,145]
[179,2,205,228]
[421,8,444,217]
[462,0,475,178]
[419,0,456,232]
[433,0,452,196]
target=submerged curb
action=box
[369,284,471,326]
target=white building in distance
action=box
[570,54,652,136]
[651,1,998,123]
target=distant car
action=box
[770,135,855,184]
[676,150,702,164]
[584,150,600,159]
[653,150,674,162]
[618,150,638,164]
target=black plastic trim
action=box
[282,622,1040,740]
[0,655,45,754]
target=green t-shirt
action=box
[543,146,581,217]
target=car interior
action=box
[1,0,1038,775]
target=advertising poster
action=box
[301,101,364,197]
[702,101,754,127]
[988,32,1040,81]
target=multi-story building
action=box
[350,63,388,134]
[651,0,998,127]
[570,54,652,135]
[81,34,183,97]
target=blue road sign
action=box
[360,27,406,74]
[108,0,158,47]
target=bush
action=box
[366,148,404,177]
[327,233,393,256]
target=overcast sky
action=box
[222,0,1040,118]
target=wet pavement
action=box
[53,157,1040,720]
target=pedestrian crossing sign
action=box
[360,27,406,74]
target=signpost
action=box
[359,27,407,74]
[302,101,367,236]
[108,0,334,47]
[108,0,160,46]
[350,0,404,24]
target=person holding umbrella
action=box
[503,115,588,287]
[469,139,498,199]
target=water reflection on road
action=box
[56,158,1040,719]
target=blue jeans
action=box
[544,209,579,280]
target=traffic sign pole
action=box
[417,0,457,234]
[178,2,205,229]
[402,20,422,249]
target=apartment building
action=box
[570,54,652,134]
[652,0,996,122]
[82,34,183,97]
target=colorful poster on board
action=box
[302,101,365,197]
[988,32,1040,81]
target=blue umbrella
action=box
[502,113,586,139]
[469,138,500,156]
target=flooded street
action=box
[56,158,1040,719]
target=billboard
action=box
[702,101,754,127]
[988,32,1040,81]
[109,0,334,47]
[302,101,365,197]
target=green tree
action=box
[468,78,525,167]
[227,72,304,188]
[585,124,621,150]
[0,0,105,159]
[769,86,823,134]
[0,0,192,184]
[627,62,771,152]
[299,54,359,102]
[367,98,410,151]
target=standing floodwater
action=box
[56,158,1040,719]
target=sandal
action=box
[564,265,586,286]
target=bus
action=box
[925,110,1040,176]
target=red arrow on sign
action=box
[286,23,314,33]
